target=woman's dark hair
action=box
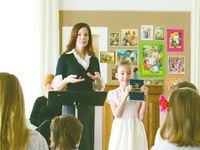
[64,22,95,56]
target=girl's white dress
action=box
[107,88,148,150]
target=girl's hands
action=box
[141,85,148,95]
[120,85,133,98]
[64,75,85,84]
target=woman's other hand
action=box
[64,75,85,84]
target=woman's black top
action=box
[56,53,100,91]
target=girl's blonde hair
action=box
[50,115,83,150]
[115,60,132,73]
[0,73,29,150]
[160,88,200,146]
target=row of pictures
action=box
[112,69,184,92]
[109,27,184,52]
[100,49,185,76]
[145,76,184,91]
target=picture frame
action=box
[139,42,166,77]
[144,79,154,85]
[111,68,117,80]
[116,49,138,66]
[109,32,120,47]
[154,79,164,85]
[100,51,115,64]
[168,56,185,74]
[141,25,153,40]
[121,29,138,47]
[154,26,165,40]
[167,29,184,52]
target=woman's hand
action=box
[87,72,101,82]
[87,72,104,90]
[64,75,85,84]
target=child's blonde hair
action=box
[44,74,54,87]
[115,60,132,73]
[50,115,83,150]
[0,72,30,150]
[160,88,200,146]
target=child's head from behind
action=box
[172,81,198,91]
[0,72,25,117]
[115,60,134,87]
[50,115,83,150]
[0,72,28,150]
[161,88,200,147]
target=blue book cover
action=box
[129,79,144,100]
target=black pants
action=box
[63,105,95,150]
[78,105,94,150]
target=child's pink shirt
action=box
[107,88,140,118]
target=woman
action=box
[0,72,48,150]
[53,22,104,150]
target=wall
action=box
[59,0,192,12]
[59,10,191,92]
[0,0,40,117]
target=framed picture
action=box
[168,56,185,74]
[167,29,184,52]
[139,42,166,77]
[144,79,154,85]
[100,51,115,64]
[121,29,138,47]
[109,32,120,46]
[154,26,165,40]
[141,25,153,40]
[116,49,138,66]
[111,68,117,80]
[154,79,164,85]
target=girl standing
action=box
[106,60,148,150]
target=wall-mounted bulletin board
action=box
[59,11,190,95]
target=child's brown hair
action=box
[173,81,198,91]
[50,115,83,150]
[160,87,200,146]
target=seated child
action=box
[50,115,83,150]
[151,87,200,150]
[0,72,48,150]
